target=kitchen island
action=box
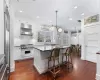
[32,44,69,74]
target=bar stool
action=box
[76,45,81,57]
[48,48,60,80]
[62,47,73,70]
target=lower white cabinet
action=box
[96,53,100,80]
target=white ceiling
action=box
[11,0,100,30]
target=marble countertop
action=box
[33,46,69,51]
[14,44,69,51]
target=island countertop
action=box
[15,43,69,51]
[33,45,69,51]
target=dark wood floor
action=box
[9,56,96,80]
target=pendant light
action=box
[55,10,62,33]
[55,10,58,32]
[58,28,63,32]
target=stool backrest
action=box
[51,48,60,58]
[65,47,72,55]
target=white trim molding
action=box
[96,74,100,80]
[10,66,15,72]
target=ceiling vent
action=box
[64,30,68,33]
[77,20,81,23]
[17,0,36,2]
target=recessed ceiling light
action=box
[81,13,85,16]
[69,18,73,20]
[48,20,52,23]
[19,10,23,13]
[74,6,78,9]
[36,16,40,18]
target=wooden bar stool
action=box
[62,47,73,70]
[48,48,60,80]
[76,44,81,57]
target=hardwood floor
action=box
[9,56,96,80]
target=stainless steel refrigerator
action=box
[0,5,10,80]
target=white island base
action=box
[33,45,68,74]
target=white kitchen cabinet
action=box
[14,47,22,60]
[96,53,100,80]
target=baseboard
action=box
[96,74,100,80]
[33,64,42,74]
[85,56,96,63]
[81,57,86,60]
[10,63,15,72]
[10,66,15,72]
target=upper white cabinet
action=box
[20,23,33,36]
[14,21,33,38]
[37,31,53,43]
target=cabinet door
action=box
[38,31,52,43]
[97,55,100,75]
[14,48,21,60]
[62,33,69,46]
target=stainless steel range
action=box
[20,44,33,59]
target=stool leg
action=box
[53,58,55,75]
[70,55,72,63]
[70,55,73,68]
[53,58,55,67]
[62,55,63,64]
[58,58,60,69]
[68,55,70,69]
[66,55,67,63]
[54,59,56,80]
[48,60,49,69]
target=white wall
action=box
[0,0,4,55]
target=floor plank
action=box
[9,56,96,80]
